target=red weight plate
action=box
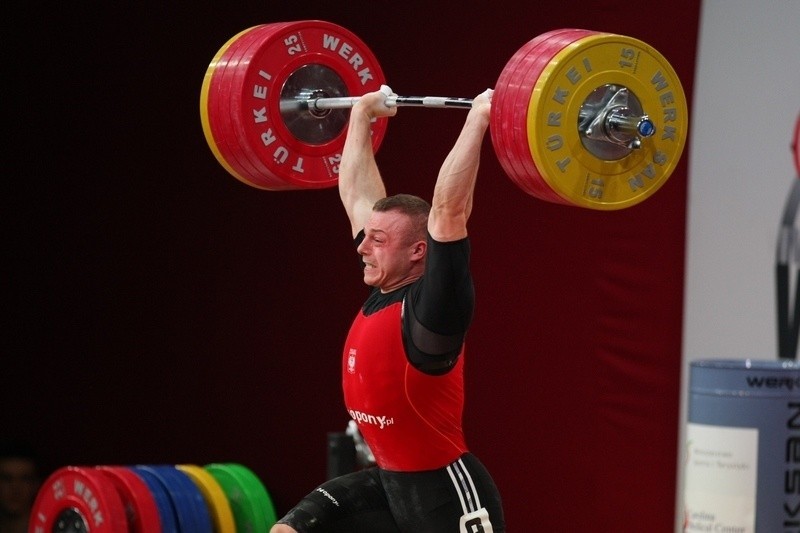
[509,30,595,204]
[493,31,554,196]
[495,30,578,203]
[214,21,316,190]
[202,25,267,187]
[209,24,290,188]
[218,22,301,189]
[97,465,162,533]
[510,30,596,204]
[208,24,277,187]
[501,30,598,204]
[210,22,314,189]
[29,466,128,533]
[230,20,387,190]
[493,29,586,203]
[491,33,545,192]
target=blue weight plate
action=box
[136,465,213,533]
[129,466,179,533]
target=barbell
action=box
[200,20,688,210]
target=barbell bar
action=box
[200,20,688,209]
[280,95,475,113]
[283,93,656,152]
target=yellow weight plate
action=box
[527,33,688,209]
[177,464,236,533]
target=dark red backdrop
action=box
[5,1,700,530]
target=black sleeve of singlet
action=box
[403,234,475,375]
[352,230,475,374]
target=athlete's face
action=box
[358,210,425,292]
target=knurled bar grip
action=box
[310,95,475,110]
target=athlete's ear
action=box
[410,240,427,261]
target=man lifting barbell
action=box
[200,19,691,531]
[270,86,505,533]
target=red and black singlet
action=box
[342,233,475,472]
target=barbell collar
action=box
[607,113,655,139]
[581,109,656,152]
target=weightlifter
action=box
[271,85,505,532]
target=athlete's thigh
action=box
[275,468,401,532]
[381,454,505,533]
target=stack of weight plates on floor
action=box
[29,462,277,532]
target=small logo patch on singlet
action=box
[347,348,356,374]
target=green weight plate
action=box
[205,463,277,532]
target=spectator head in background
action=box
[0,439,45,533]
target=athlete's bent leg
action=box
[273,468,400,532]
